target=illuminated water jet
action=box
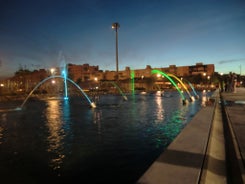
[167,73,194,102]
[151,70,187,105]
[182,78,199,99]
[100,81,128,101]
[60,56,68,100]
[20,75,96,109]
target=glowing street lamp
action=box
[112,22,120,81]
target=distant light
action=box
[112,22,120,30]
[51,80,56,84]
[0,83,4,87]
[50,68,55,74]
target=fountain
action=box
[151,70,188,105]
[100,81,128,101]
[167,73,195,102]
[62,66,69,100]
[0,85,205,183]
[59,54,69,100]
[0,67,209,184]
[130,70,135,97]
[17,54,96,109]
[182,78,199,99]
[19,75,96,109]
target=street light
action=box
[112,22,120,81]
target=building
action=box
[1,62,215,94]
[67,63,101,82]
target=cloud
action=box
[218,58,245,64]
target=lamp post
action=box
[112,22,120,81]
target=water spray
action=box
[167,73,194,102]
[19,75,96,109]
[151,70,187,105]
[183,79,199,99]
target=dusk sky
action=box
[0,0,245,78]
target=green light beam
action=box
[151,70,186,101]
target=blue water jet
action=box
[60,57,68,100]
[20,75,96,109]
[182,78,199,99]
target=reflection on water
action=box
[62,100,71,132]
[0,113,7,145]
[45,100,66,172]
[155,96,164,123]
[0,91,213,183]
[93,109,102,135]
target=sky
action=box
[0,0,245,78]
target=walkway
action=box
[220,88,245,183]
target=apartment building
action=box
[0,62,215,94]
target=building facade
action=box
[0,62,215,94]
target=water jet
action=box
[151,70,187,104]
[20,75,96,109]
